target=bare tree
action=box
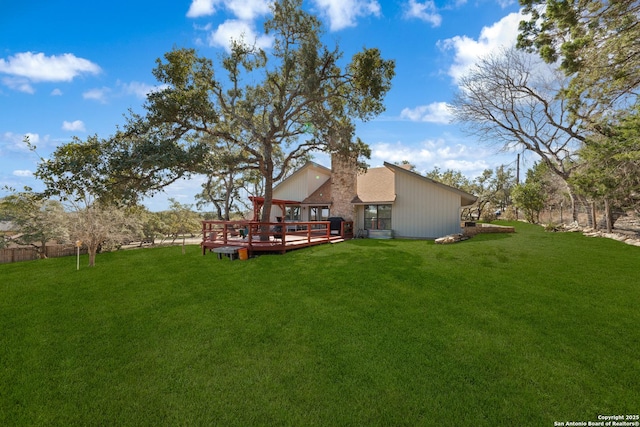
[449,47,588,223]
[67,197,142,267]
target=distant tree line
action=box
[0,192,203,265]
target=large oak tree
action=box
[105,0,394,221]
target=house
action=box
[269,155,477,239]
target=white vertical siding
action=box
[273,166,330,201]
[393,171,461,238]
[272,164,331,221]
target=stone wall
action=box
[330,152,357,221]
[463,223,515,236]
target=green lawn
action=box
[1,222,638,426]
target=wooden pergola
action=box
[248,196,301,221]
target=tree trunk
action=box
[569,190,579,223]
[259,146,275,242]
[38,239,48,259]
[604,199,612,233]
[88,244,98,267]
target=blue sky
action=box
[0,0,528,211]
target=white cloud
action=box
[187,0,221,17]
[367,137,499,178]
[1,76,34,94]
[2,132,33,151]
[62,120,86,132]
[401,102,452,124]
[371,141,436,165]
[208,20,273,52]
[496,0,516,7]
[0,132,50,154]
[13,170,33,177]
[441,158,490,173]
[403,0,441,27]
[23,132,40,146]
[51,88,63,96]
[118,80,166,99]
[226,0,272,20]
[0,52,101,83]
[313,0,381,31]
[187,0,271,20]
[439,11,523,84]
[83,87,111,103]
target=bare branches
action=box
[450,47,582,180]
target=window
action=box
[364,204,392,230]
[285,206,301,221]
[309,206,330,221]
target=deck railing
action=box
[201,219,353,254]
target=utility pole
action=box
[515,153,520,220]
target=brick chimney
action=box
[330,152,357,221]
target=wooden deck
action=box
[201,220,353,256]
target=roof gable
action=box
[273,161,331,193]
[353,167,396,204]
[302,178,332,204]
[272,161,332,202]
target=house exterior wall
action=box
[392,171,462,238]
[272,163,331,221]
[270,161,469,238]
[273,166,330,201]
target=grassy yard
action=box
[1,222,638,426]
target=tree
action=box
[469,166,516,221]
[0,190,68,258]
[517,1,640,228]
[33,140,144,266]
[449,47,587,222]
[106,0,394,224]
[512,181,545,224]
[491,165,516,213]
[140,211,166,245]
[425,166,471,190]
[68,201,142,266]
[518,0,640,122]
[570,106,640,231]
[396,160,417,172]
[194,138,247,220]
[164,199,202,254]
[512,163,548,223]
[426,166,516,221]
[36,132,206,207]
